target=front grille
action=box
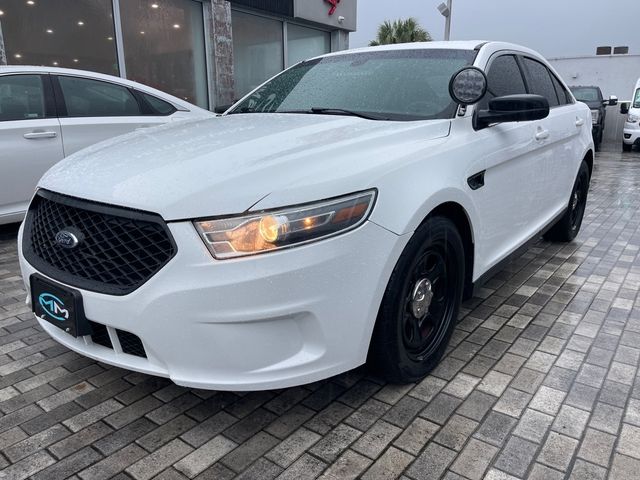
[23,190,177,295]
[117,330,147,358]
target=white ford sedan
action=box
[0,66,213,225]
[18,42,593,390]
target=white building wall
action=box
[548,55,640,143]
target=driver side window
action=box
[479,55,527,110]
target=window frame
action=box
[0,73,57,122]
[52,74,145,118]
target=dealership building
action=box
[0,0,357,109]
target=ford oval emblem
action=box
[55,230,79,249]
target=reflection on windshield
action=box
[634,89,640,109]
[230,49,476,121]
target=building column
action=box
[206,0,235,109]
[332,30,349,52]
[0,20,7,65]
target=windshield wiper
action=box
[278,108,389,121]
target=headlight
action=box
[194,190,376,259]
[628,113,640,123]
[591,110,599,125]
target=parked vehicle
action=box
[621,78,640,152]
[19,42,593,390]
[0,67,213,225]
[569,85,617,150]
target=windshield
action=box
[229,49,476,121]
[570,87,600,102]
[634,88,640,109]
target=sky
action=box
[350,0,640,58]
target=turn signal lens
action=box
[194,190,376,259]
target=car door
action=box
[53,75,172,156]
[469,53,549,273]
[521,57,579,216]
[0,73,64,222]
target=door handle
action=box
[23,131,57,139]
[535,129,550,141]
[575,118,585,127]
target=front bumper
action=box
[623,122,640,145]
[19,220,407,390]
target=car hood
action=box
[40,113,451,220]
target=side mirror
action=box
[621,102,630,115]
[449,67,488,105]
[474,94,550,130]
[607,95,618,106]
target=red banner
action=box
[325,0,341,15]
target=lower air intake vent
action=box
[116,330,147,358]
[89,321,113,349]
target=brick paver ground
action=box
[1,146,640,479]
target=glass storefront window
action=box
[287,24,330,66]
[0,0,119,75]
[232,11,283,98]
[119,0,208,108]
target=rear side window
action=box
[479,55,527,109]
[522,58,560,107]
[58,76,141,117]
[551,76,572,105]
[140,92,176,116]
[0,75,46,121]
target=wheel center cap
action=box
[411,278,434,319]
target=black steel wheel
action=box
[544,160,590,242]
[370,216,465,383]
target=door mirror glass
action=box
[449,67,488,105]
[474,94,550,130]
[621,102,630,115]
[608,95,618,106]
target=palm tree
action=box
[369,18,432,46]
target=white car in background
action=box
[19,42,593,390]
[622,77,640,152]
[0,66,213,224]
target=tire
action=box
[369,216,465,383]
[544,161,590,242]
[623,142,632,152]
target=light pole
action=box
[437,0,453,41]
